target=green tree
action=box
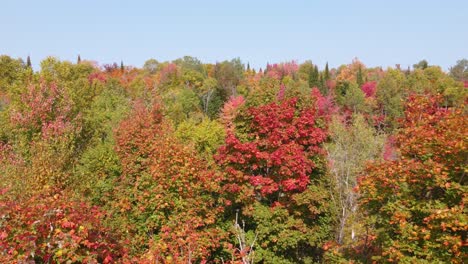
[175,118,225,161]
[324,62,330,81]
[413,59,429,70]
[343,83,368,113]
[326,114,386,246]
[163,87,202,124]
[449,58,468,81]
[0,55,27,93]
[356,66,364,87]
[376,68,406,128]
[173,55,205,75]
[26,55,32,68]
[298,60,314,83]
[311,65,319,88]
[76,86,130,204]
[143,58,159,74]
[214,58,244,97]
[407,66,466,107]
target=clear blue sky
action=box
[1,0,467,70]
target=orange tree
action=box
[358,94,467,263]
[111,100,226,262]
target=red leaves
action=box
[383,136,397,161]
[88,71,108,84]
[0,232,7,240]
[220,95,245,131]
[217,97,327,202]
[311,87,338,118]
[9,81,80,141]
[0,191,122,263]
[158,63,179,85]
[114,100,164,176]
[361,81,377,97]
[250,176,279,195]
[265,61,299,80]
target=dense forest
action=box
[0,55,466,263]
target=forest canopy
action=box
[0,55,466,263]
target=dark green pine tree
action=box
[318,73,327,95]
[77,54,81,64]
[246,62,251,71]
[308,65,319,88]
[307,67,314,87]
[26,55,32,68]
[120,60,124,72]
[324,62,330,81]
[356,66,364,87]
[314,65,319,87]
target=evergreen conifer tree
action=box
[324,62,330,80]
[26,55,32,68]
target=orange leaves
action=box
[358,94,467,262]
[220,95,245,131]
[112,101,225,261]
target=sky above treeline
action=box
[1,0,467,70]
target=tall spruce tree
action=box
[309,65,319,88]
[26,55,32,68]
[319,72,327,95]
[324,62,330,80]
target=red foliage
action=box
[311,87,338,118]
[216,97,327,201]
[277,84,286,100]
[114,100,163,177]
[382,136,397,161]
[265,61,299,80]
[158,63,179,85]
[0,143,23,167]
[0,191,122,263]
[361,81,376,97]
[88,71,108,84]
[10,82,80,140]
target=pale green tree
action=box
[326,114,386,245]
[449,58,467,81]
